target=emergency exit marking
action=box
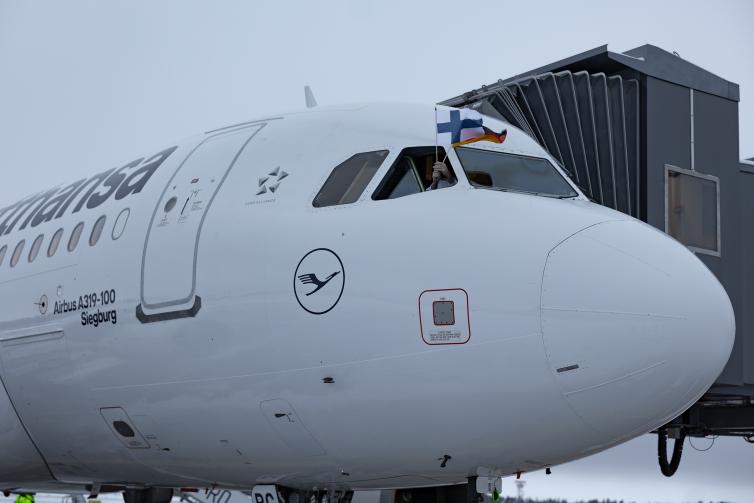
[419,288,470,345]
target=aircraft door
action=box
[0,328,78,479]
[138,124,265,322]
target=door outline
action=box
[0,327,72,480]
[137,122,266,323]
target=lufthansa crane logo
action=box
[294,248,345,315]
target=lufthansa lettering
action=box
[0,145,178,237]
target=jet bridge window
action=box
[313,150,389,207]
[455,148,578,198]
[373,147,457,200]
[666,166,720,256]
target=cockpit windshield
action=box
[455,147,578,199]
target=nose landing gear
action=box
[123,488,174,503]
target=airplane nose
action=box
[540,219,735,441]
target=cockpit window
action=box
[313,150,389,207]
[373,157,423,200]
[373,147,456,200]
[455,148,578,198]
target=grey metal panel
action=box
[693,89,745,386]
[529,78,566,165]
[472,95,508,123]
[512,82,548,147]
[497,89,536,139]
[484,90,532,139]
[624,79,641,218]
[573,71,604,204]
[740,171,754,384]
[554,71,592,195]
[644,78,692,232]
[539,74,579,183]
[621,45,739,101]
[590,73,617,209]
[608,75,631,215]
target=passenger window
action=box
[373,147,457,200]
[313,150,389,207]
[90,215,106,246]
[48,228,63,257]
[28,234,44,263]
[666,166,720,255]
[10,240,25,268]
[455,147,578,198]
[68,222,84,252]
[0,245,6,267]
[112,208,130,240]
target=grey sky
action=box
[0,1,752,502]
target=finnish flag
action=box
[436,108,485,145]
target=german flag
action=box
[452,126,507,147]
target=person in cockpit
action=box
[427,160,456,190]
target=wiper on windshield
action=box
[474,185,574,199]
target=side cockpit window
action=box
[373,147,457,200]
[313,150,388,207]
[375,157,424,199]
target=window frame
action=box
[48,228,64,257]
[312,150,391,208]
[664,164,721,257]
[372,155,425,200]
[28,234,44,263]
[68,222,84,252]
[10,240,25,268]
[90,215,107,247]
[455,146,579,199]
[371,146,463,201]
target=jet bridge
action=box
[442,44,754,474]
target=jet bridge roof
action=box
[443,44,740,105]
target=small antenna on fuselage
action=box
[304,86,318,108]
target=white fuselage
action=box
[0,103,735,493]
